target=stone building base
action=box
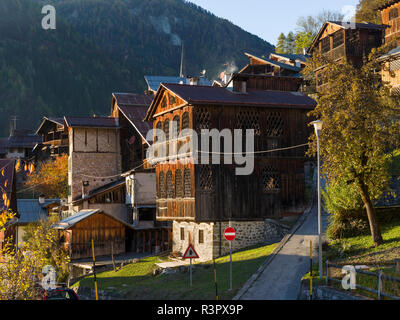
[172,219,289,262]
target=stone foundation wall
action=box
[172,219,289,262]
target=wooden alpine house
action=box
[144,74,316,260]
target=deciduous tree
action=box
[24,154,68,199]
[304,47,400,247]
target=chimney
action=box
[189,77,199,86]
[233,79,247,93]
[39,194,46,205]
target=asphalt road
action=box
[240,187,329,300]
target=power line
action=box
[196,143,309,155]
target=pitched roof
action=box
[145,83,316,120]
[270,53,310,64]
[308,21,387,53]
[72,178,125,203]
[8,133,42,148]
[145,75,212,92]
[53,209,133,230]
[113,93,154,106]
[36,117,65,134]
[17,199,59,224]
[0,159,15,211]
[378,45,400,61]
[112,93,153,142]
[327,20,387,30]
[245,53,302,72]
[64,116,119,128]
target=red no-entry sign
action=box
[224,227,236,241]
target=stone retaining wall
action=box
[172,219,291,262]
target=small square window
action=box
[180,227,185,241]
[199,230,204,244]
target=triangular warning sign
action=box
[182,244,199,260]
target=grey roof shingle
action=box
[145,76,212,92]
[64,116,119,128]
[162,84,316,108]
[17,199,59,224]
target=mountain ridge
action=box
[0,0,274,136]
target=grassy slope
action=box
[73,243,277,300]
[302,219,400,299]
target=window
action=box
[184,168,192,197]
[320,37,330,53]
[180,227,185,241]
[166,170,174,198]
[261,165,281,193]
[265,112,284,137]
[199,165,214,191]
[172,115,180,138]
[195,107,211,131]
[175,169,183,198]
[199,230,204,244]
[161,96,167,108]
[332,30,344,48]
[235,109,261,136]
[169,94,176,105]
[164,119,170,140]
[158,172,166,198]
[390,7,399,20]
[182,112,190,131]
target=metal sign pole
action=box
[229,241,232,291]
[190,258,192,287]
[91,239,99,300]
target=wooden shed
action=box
[53,209,130,260]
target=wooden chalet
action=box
[242,52,303,78]
[308,21,386,91]
[144,75,316,259]
[378,1,400,94]
[111,93,154,171]
[35,117,68,160]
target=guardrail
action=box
[326,261,400,300]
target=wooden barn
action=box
[144,75,316,260]
[54,209,129,260]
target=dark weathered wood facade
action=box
[145,79,316,223]
[308,21,385,91]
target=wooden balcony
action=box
[156,198,195,221]
[322,44,346,61]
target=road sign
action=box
[183,244,199,260]
[224,227,236,241]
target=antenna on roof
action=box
[10,116,18,136]
[179,41,184,78]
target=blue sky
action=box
[188,0,359,45]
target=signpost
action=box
[224,227,236,290]
[182,244,199,287]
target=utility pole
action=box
[179,42,184,78]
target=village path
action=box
[239,180,329,300]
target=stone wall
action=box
[172,219,290,262]
[68,127,121,203]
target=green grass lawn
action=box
[324,221,400,266]
[302,219,400,299]
[72,243,278,300]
